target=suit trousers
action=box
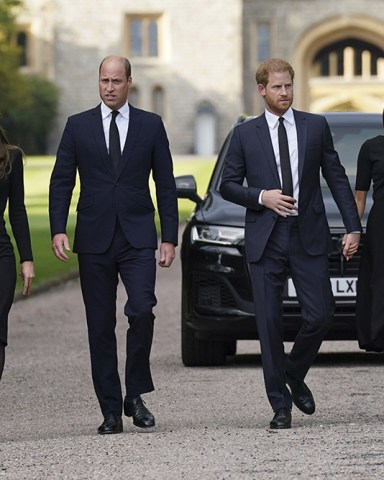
[248,216,334,411]
[77,221,157,416]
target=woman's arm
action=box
[354,190,368,220]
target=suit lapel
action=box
[117,104,141,177]
[254,114,281,186]
[293,110,307,181]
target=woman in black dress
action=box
[354,111,384,352]
[0,126,35,381]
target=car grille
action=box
[190,234,363,315]
[193,275,238,309]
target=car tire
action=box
[224,341,237,357]
[181,315,227,367]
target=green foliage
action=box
[6,75,59,154]
[0,0,24,116]
[0,0,22,35]
[0,0,59,154]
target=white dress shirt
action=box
[101,101,130,153]
[265,108,299,203]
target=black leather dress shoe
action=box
[286,373,315,415]
[124,396,155,428]
[270,408,292,429]
[98,412,123,435]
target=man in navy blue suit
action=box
[220,58,361,429]
[49,55,178,434]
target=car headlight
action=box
[191,225,244,245]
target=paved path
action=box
[1,247,384,479]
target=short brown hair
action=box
[99,55,132,80]
[255,58,295,86]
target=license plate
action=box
[287,278,357,297]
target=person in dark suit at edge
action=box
[0,127,35,383]
[49,55,178,434]
[220,58,361,429]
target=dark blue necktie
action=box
[278,117,293,197]
[109,110,121,172]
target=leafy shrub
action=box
[3,74,59,154]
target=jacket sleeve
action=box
[8,150,33,262]
[49,118,77,237]
[151,118,179,245]
[219,126,263,211]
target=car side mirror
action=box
[175,175,202,205]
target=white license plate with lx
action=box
[288,277,357,297]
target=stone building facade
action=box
[16,0,384,154]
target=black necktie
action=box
[109,110,121,172]
[278,117,293,197]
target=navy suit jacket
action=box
[49,104,178,254]
[220,110,361,263]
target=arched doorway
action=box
[292,15,384,112]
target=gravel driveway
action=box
[1,243,384,479]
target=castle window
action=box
[13,27,31,68]
[17,31,28,66]
[152,86,165,117]
[127,15,161,58]
[195,102,216,155]
[129,86,140,107]
[256,22,270,62]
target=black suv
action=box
[176,112,382,366]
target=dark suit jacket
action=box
[49,104,178,254]
[220,110,361,262]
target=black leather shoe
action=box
[286,373,315,415]
[97,412,123,435]
[270,408,292,429]
[124,396,155,428]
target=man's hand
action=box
[159,242,176,268]
[342,232,361,261]
[20,260,35,295]
[52,233,71,262]
[261,189,297,217]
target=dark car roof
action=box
[322,111,382,125]
[231,111,382,130]
[233,111,382,126]
[199,111,382,229]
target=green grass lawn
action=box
[14,156,215,292]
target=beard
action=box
[264,97,293,116]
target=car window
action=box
[331,125,382,178]
[212,115,382,192]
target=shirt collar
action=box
[265,107,294,129]
[101,101,130,120]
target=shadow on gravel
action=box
[314,351,384,366]
[225,352,384,367]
